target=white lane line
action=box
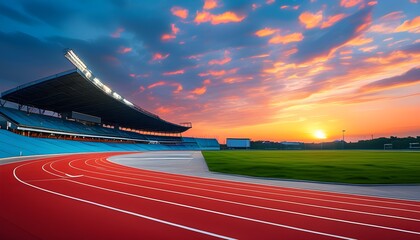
[65,174,84,178]
[83,172,420,235]
[108,154,420,208]
[91,159,420,214]
[70,159,420,236]
[80,158,420,222]
[48,158,355,239]
[57,177,356,239]
[14,160,236,240]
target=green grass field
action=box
[202,150,420,184]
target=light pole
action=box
[342,130,346,149]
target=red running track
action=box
[1,152,420,240]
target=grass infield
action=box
[202,150,420,184]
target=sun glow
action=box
[314,130,327,139]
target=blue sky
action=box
[0,0,419,141]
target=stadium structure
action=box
[0,49,220,158]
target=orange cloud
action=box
[299,11,323,29]
[152,53,169,61]
[203,0,218,10]
[191,86,207,95]
[266,0,275,4]
[161,33,176,41]
[111,28,124,38]
[211,11,246,24]
[171,7,188,19]
[345,36,373,46]
[194,11,245,24]
[395,16,420,33]
[364,50,414,64]
[163,69,185,76]
[269,32,304,44]
[340,0,362,8]
[194,11,212,24]
[255,27,278,37]
[208,57,231,65]
[117,47,132,54]
[321,14,346,28]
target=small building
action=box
[226,138,250,149]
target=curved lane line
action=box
[66,158,420,236]
[14,159,236,240]
[88,158,420,214]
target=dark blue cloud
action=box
[360,67,420,93]
[0,3,37,25]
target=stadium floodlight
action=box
[64,49,138,108]
[102,85,112,94]
[93,77,103,86]
[64,49,88,72]
[123,99,134,106]
[112,92,122,100]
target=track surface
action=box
[1,152,420,240]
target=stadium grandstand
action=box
[0,49,219,158]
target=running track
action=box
[1,152,420,240]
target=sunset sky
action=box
[0,0,419,142]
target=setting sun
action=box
[314,130,327,139]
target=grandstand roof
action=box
[0,69,190,133]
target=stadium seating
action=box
[0,107,178,142]
[0,129,189,158]
[182,137,220,150]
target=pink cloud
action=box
[111,28,124,38]
[152,53,169,61]
[203,79,211,85]
[117,47,132,54]
[340,0,362,8]
[162,69,185,76]
[161,33,176,41]
[148,81,166,89]
[147,81,183,94]
[171,24,180,34]
[208,57,231,65]
[321,14,346,28]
